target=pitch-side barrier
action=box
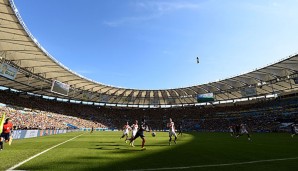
[11,129,78,140]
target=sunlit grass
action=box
[1,131,298,171]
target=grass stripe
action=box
[6,133,84,171]
[124,157,298,171]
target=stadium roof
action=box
[0,0,298,107]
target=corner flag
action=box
[0,112,6,133]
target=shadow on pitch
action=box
[19,133,196,171]
[89,133,195,171]
[89,141,118,144]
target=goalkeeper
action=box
[0,118,13,151]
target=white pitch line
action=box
[124,157,298,171]
[6,133,84,171]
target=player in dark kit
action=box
[90,126,94,134]
[177,122,183,136]
[128,119,148,150]
[235,124,241,138]
[0,118,13,151]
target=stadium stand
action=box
[0,90,107,130]
[0,89,297,132]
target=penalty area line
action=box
[124,157,298,171]
[6,133,84,171]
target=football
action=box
[152,132,156,137]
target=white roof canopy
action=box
[1,0,298,106]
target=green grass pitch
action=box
[0,131,297,171]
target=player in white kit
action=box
[291,124,298,138]
[120,122,131,143]
[240,124,251,141]
[128,120,139,147]
[167,118,177,145]
[229,125,234,137]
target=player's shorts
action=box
[123,131,129,136]
[134,131,145,139]
[0,133,10,141]
[169,131,177,137]
[241,130,248,134]
[132,130,137,137]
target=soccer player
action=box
[229,125,234,137]
[240,123,251,141]
[90,126,94,134]
[177,122,183,136]
[129,119,147,149]
[291,124,298,138]
[167,118,177,145]
[120,122,131,143]
[0,118,13,151]
[235,124,241,138]
[128,120,138,147]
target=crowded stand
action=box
[0,89,297,132]
[0,106,106,130]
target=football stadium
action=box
[0,0,298,170]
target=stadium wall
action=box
[80,128,118,131]
[11,129,78,140]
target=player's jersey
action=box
[168,122,175,132]
[123,124,130,133]
[138,122,147,132]
[235,125,240,133]
[229,127,233,133]
[294,125,298,133]
[131,124,138,132]
[131,124,138,137]
[2,122,13,134]
[240,124,248,134]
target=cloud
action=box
[104,1,200,27]
[243,1,297,17]
[136,1,200,12]
[162,50,170,54]
[103,14,161,27]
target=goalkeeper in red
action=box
[0,118,13,151]
[167,118,177,145]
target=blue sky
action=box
[14,0,298,90]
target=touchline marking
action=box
[6,134,84,171]
[124,157,298,171]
